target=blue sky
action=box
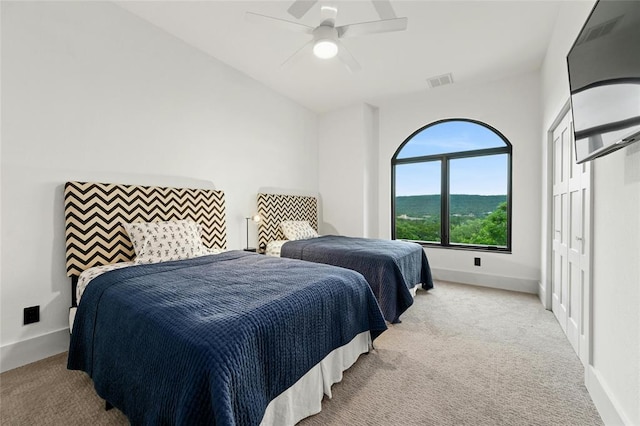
[395,121,508,196]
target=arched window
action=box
[392,119,512,251]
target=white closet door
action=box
[552,114,570,333]
[573,137,591,364]
[566,127,583,355]
[551,109,591,366]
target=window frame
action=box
[391,118,513,253]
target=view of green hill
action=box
[396,194,506,218]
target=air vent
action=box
[577,15,622,45]
[427,73,454,89]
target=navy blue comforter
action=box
[68,251,386,426]
[281,235,433,323]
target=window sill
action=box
[400,240,511,254]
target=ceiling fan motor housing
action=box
[313,25,339,43]
[312,25,339,58]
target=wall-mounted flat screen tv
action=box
[567,0,640,164]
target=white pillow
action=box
[280,220,318,241]
[123,219,213,264]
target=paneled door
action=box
[552,113,569,335]
[551,109,591,365]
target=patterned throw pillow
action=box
[123,220,212,264]
[280,220,318,241]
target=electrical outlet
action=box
[24,306,40,325]
[474,257,481,267]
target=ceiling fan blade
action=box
[336,41,361,73]
[246,12,314,35]
[281,40,314,68]
[337,17,408,39]
[287,0,317,19]
[372,0,397,20]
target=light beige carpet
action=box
[0,281,602,425]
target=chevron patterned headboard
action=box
[64,181,227,277]
[257,193,317,249]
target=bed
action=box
[257,193,434,323]
[64,181,387,425]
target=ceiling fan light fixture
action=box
[313,39,338,59]
[248,2,407,72]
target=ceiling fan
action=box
[246,1,408,73]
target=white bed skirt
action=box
[260,331,372,425]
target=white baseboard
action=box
[0,328,69,373]
[431,267,538,294]
[538,280,549,309]
[585,365,630,425]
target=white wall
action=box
[540,1,640,424]
[374,73,543,293]
[591,144,640,426]
[0,1,318,372]
[318,103,379,237]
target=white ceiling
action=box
[117,0,564,113]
